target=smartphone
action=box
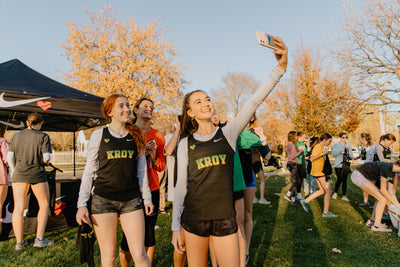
[256,31,280,50]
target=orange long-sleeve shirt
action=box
[145,128,166,191]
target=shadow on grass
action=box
[250,175,283,266]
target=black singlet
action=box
[182,128,235,221]
[93,128,140,201]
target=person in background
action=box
[331,132,353,201]
[0,124,10,241]
[0,124,9,228]
[249,116,271,205]
[296,132,307,199]
[8,113,53,250]
[284,131,304,204]
[374,134,396,163]
[304,137,318,196]
[357,133,374,206]
[300,133,337,218]
[373,133,397,220]
[119,97,166,266]
[76,94,153,267]
[351,161,400,232]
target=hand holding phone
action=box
[256,31,280,50]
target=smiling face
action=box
[108,96,131,124]
[134,99,154,121]
[187,91,214,121]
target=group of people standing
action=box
[75,37,288,267]
[4,32,398,266]
[283,129,400,233]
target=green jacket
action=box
[296,141,307,165]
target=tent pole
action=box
[73,131,76,177]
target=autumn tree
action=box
[333,0,400,105]
[211,72,260,120]
[267,46,364,137]
[62,6,185,113]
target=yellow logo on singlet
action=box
[196,154,227,170]
[106,150,135,159]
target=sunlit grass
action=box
[1,171,400,266]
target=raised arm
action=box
[165,117,181,156]
[223,37,287,146]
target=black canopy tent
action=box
[0,59,106,131]
[0,59,107,176]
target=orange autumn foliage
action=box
[265,46,364,138]
[61,6,185,113]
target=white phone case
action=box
[256,31,279,49]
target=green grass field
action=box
[1,171,400,266]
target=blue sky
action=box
[0,0,363,94]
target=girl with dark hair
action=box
[119,97,166,266]
[300,133,337,218]
[171,37,287,266]
[8,113,53,250]
[284,131,305,203]
[76,94,153,267]
[351,160,400,232]
[374,134,396,163]
[357,133,374,206]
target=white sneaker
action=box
[259,198,271,205]
[371,225,392,232]
[253,198,259,204]
[366,220,388,228]
[331,193,337,200]
[341,196,350,202]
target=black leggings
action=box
[287,162,301,196]
[334,167,350,195]
[296,163,306,193]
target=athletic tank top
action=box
[93,128,140,201]
[374,144,391,161]
[182,128,235,221]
